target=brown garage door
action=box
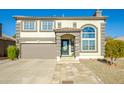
[21,43,57,59]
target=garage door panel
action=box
[21,44,56,59]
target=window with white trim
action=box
[23,21,36,30]
[58,22,61,28]
[42,21,54,31]
[81,26,96,51]
[73,22,77,28]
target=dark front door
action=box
[61,39,69,56]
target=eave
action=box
[13,16,107,20]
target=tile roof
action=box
[13,16,107,20]
[0,34,16,41]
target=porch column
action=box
[56,35,61,61]
[75,32,80,59]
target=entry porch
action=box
[55,28,81,61]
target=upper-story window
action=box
[23,21,36,31]
[82,27,95,38]
[41,21,54,31]
[73,22,77,28]
[81,26,96,51]
[58,22,61,28]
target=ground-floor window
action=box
[82,40,95,50]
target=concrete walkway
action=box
[0,59,56,84]
[58,57,80,64]
[52,61,103,84]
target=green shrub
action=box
[7,46,18,60]
[105,39,124,65]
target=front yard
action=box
[80,59,124,84]
[0,58,124,84]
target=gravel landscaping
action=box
[80,59,124,84]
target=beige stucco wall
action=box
[55,20,105,58]
[20,32,55,38]
[55,20,104,28]
[19,20,55,38]
[18,19,105,59]
[18,20,56,43]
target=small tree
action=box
[7,46,17,60]
[105,39,124,65]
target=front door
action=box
[61,40,69,56]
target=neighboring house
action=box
[0,23,16,57]
[13,10,107,61]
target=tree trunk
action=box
[110,57,114,65]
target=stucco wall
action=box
[20,32,55,38]
[55,20,104,28]
[18,20,56,43]
[19,20,104,38]
[55,20,105,58]
[17,19,105,59]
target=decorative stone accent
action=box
[16,21,21,58]
[101,22,105,56]
[56,35,61,57]
[55,31,81,58]
[75,33,80,56]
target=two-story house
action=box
[13,10,107,61]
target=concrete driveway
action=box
[0,59,103,84]
[0,59,56,84]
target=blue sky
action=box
[0,9,124,38]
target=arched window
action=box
[81,26,96,51]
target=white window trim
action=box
[81,25,97,51]
[73,22,77,28]
[41,21,54,31]
[23,21,37,31]
[57,22,61,28]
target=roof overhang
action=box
[13,16,107,20]
[0,35,16,42]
